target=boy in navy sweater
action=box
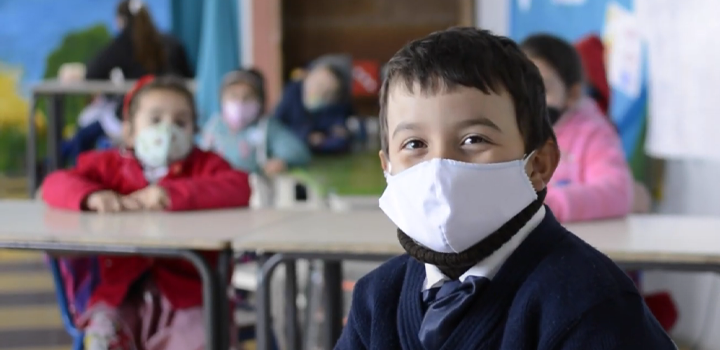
[336,28,675,350]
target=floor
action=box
[0,177,71,349]
[0,250,71,349]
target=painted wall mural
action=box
[0,0,170,173]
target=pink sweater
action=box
[545,98,633,223]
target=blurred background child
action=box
[41,76,249,350]
[60,0,194,166]
[521,33,634,223]
[274,58,354,155]
[200,68,310,176]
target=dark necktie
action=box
[419,276,490,350]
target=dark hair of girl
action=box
[116,0,167,73]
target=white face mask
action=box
[134,123,193,169]
[379,155,537,254]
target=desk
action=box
[0,200,299,350]
[237,211,720,350]
[26,79,195,195]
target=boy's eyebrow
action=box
[458,117,503,133]
[392,122,420,138]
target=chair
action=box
[48,257,86,350]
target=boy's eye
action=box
[402,139,427,150]
[175,120,187,128]
[150,115,162,124]
[462,135,488,145]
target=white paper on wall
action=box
[604,2,642,99]
[638,0,720,161]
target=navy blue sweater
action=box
[336,210,676,350]
[274,81,353,154]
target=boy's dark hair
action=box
[520,33,583,91]
[125,75,198,131]
[379,27,555,155]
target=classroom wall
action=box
[649,160,720,349]
[476,1,720,348]
[248,0,283,111]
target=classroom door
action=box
[281,0,474,116]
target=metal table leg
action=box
[179,250,224,350]
[26,97,40,196]
[323,261,343,349]
[46,95,65,173]
[217,248,233,350]
[257,253,284,350]
[285,260,300,350]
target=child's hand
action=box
[119,196,143,211]
[263,158,287,176]
[85,190,123,213]
[331,125,348,138]
[125,185,170,211]
[308,132,325,146]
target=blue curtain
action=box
[195,0,240,126]
[171,0,240,126]
[170,0,204,70]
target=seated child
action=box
[520,34,634,223]
[274,61,354,154]
[337,28,675,349]
[61,96,124,164]
[42,75,250,349]
[574,35,655,214]
[200,69,311,176]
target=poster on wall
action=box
[638,0,720,161]
[604,2,641,99]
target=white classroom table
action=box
[235,211,720,350]
[0,200,299,350]
[26,79,195,195]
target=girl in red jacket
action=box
[42,76,251,350]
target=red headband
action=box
[122,75,156,119]
[574,35,610,115]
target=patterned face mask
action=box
[133,123,192,169]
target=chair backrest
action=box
[58,256,100,323]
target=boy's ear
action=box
[379,150,390,174]
[528,139,560,191]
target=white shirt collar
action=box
[423,206,546,291]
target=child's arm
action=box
[273,84,295,126]
[159,152,251,211]
[42,151,108,210]
[273,85,315,145]
[197,116,220,151]
[267,119,312,168]
[545,125,633,222]
[554,293,676,349]
[312,104,353,153]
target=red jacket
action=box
[42,147,251,309]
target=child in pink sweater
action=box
[521,34,633,223]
